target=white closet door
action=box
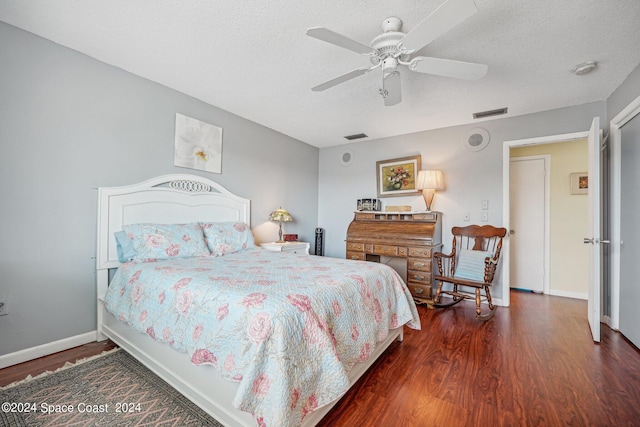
[510,157,545,293]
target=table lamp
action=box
[269,207,293,243]
[416,170,445,212]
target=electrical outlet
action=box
[463,212,470,221]
[0,299,7,316]
[481,212,489,222]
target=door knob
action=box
[583,238,611,244]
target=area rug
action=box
[0,349,224,426]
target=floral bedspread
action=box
[104,248,420,426]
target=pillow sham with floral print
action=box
[121,223,210,262]
[200,222,255,256]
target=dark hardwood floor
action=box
[0,340,117,388]
[2,291,639,426]
[320,290,640,426]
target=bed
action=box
[96,174,420,427]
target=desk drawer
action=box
[408,258,432,272]
[412,213,437,221]
[346,251,365,261]
[346,242,364,252]
[408,283,432,300]
[373,244,400,256]
[408,247,432,258]
[408,270,431,285]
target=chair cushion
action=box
[453,249,493,282]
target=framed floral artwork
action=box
[174,113,223,173]
[376,155,422,197]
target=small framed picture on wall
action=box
[570,172,588,195]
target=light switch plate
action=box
[481,200,489,210]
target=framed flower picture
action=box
[376,155,421,197]
[174,113,223,174]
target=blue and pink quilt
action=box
[104,248,420,426]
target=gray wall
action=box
[607,64,640,120]
[318,102,606,305]
[0,22,319,356]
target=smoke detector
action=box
[572,61,598,75]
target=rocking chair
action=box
[433,225,507,320]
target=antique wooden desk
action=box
[345,211,442,304]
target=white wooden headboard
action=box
[96,174,250,271]
[95,173,250,341]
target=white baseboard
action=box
[548,289,588,300]
[0,331,97,369]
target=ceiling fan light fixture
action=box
[306,0,487,106]
[382,57,399,73]
[572,61,598,75]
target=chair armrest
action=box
[434,250,456,275]
[483,256,499,282]
[433,250,455,259]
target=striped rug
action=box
[0,349,223,426]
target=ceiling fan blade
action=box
[410,56,487,80]
[382,71,402,106]
[306,27,376,55]
[400,0,478,52]
[312,68,371,92]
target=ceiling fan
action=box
[306,0,488,106]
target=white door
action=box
[585,117,601,343]
[510,157,546,292]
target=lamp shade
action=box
[268,208,293,222]
[416,170,445,191]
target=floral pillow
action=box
[200,222,255,256]
[120,223,210,262]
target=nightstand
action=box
[260,242,310,255]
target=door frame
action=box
[609,94,640,330]
[509,154,550,294]
[502,131,588,307]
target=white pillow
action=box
[453,249,493,282]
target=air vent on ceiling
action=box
[473,108,508,119]
[344,133,368,140]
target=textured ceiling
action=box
[1,0,640,148]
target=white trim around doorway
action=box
[502,131,588,307]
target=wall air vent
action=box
[473,108,508,119]
[344,133,368,140]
